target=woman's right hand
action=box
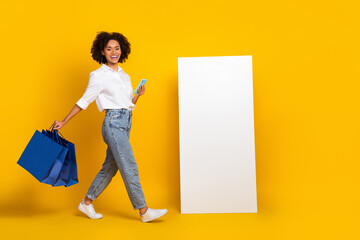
[52,104,82,131]
[53,120,66,130]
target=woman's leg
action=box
[85,146,118,201]
[104,112,147,210]
[126,112,148,215]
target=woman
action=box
[53,31,167,222]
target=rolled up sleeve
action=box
[76,72,103,110]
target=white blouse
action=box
[76,64,135,112]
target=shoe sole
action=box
[78,203,103,219]
[141,209,168,223]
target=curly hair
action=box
[91,31,131,64]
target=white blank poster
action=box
[178,56,257,214]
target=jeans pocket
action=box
[110,116,127,130]
[110,112,123,119]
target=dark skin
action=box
[53,39,147,215]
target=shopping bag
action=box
[64,140,78,187]
[17,130,68,185]
[42,129,79,187]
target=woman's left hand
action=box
[138,85,145,96]
[132,85,145,105]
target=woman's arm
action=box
[132,85,145,105]
[53,104,82,130]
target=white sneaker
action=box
[140,208,168,222]
[78,199,103,219]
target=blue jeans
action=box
[86,109,147,210]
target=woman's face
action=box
[102,39,121,64]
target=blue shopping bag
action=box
[64,140,78,187]
[17,130,68,185]
[42,129,79,187]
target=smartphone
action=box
[135,79,147,94]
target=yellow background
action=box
[0,0,359,239]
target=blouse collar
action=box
[101,64,123,72]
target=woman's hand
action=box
[138,85,145,96]
[132,85,145,105]
[52,104,82,130]
[53,120,66,130]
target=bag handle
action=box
[48,124,66,144]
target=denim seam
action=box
[109,122,141,209]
